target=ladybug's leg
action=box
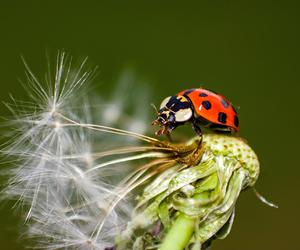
[191,121,202,138]
[192,121,203,149]
[166,133,173,142]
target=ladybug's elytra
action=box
[152,88,239,137]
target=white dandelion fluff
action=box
[1,52,167,249]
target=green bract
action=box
[117,133,260,250]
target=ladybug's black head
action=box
[152,95,193,136]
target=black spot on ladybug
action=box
[234,115,239,127]
[202,101,212,110]
[199,93,208,97]
[184,89,196,95]
[218,112,227,124]
[221,99,229,108]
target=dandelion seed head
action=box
[1,52,156,249]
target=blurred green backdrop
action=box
[0,1,299,249]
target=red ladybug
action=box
[152,88,239,137]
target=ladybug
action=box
[152,88,239,137]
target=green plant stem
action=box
[158,176,217,250]
[158,214,195,250]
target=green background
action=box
[0,1,299,249]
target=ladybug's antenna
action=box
[151,103,158,114]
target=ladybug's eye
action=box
[160,96,171,109]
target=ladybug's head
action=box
[152,95,193,136]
